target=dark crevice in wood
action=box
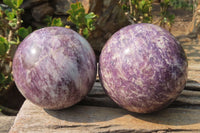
[79,96,120,108]
[101,129,200,133]
[95,124,120,129]
[185,82,200,91]
[87,94,107,98]
[48,124,97,129]
[99,129,137,133]
[150,129,200,133]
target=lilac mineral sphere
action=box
[99,23,188,113]
[13,27,97,110]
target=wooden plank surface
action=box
[0,114,15,133]
[9,81,200,133]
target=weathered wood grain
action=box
[81,82,200,108]
[0,115,15,133]
[185,82,200,91]
[9,80,200,133]
[9,100,200,133]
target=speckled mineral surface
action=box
[99,23,188,113]
[13,27,97,110]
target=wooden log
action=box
[9,100,200,133]
[9,81,200,133]
[0,115,15,133]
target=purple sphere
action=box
[99,23,188,113]
[13,27,97,110]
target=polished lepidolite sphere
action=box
[13,27,97,110]
[99,23,188,113]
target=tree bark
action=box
[187,1,200,38]
[83,0,130,61]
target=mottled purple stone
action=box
[13,27,97,110]
[99,23,188,113]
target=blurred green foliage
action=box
[120,0,153,23]
[120,0,196,31]
[159,0,175,31]
[119,0,176,30]
[0,0,32,93]
[67,2,97,38]
[170,0,195,10]
[0,73,12,91]
[18,26,32,40]
[44,16,64,27]
[0,37,9,58]
[3,0,23,10]
[44,2,97,39]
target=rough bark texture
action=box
[87,0,130,60]
[187,1,200,39]
[32,3,54,22]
